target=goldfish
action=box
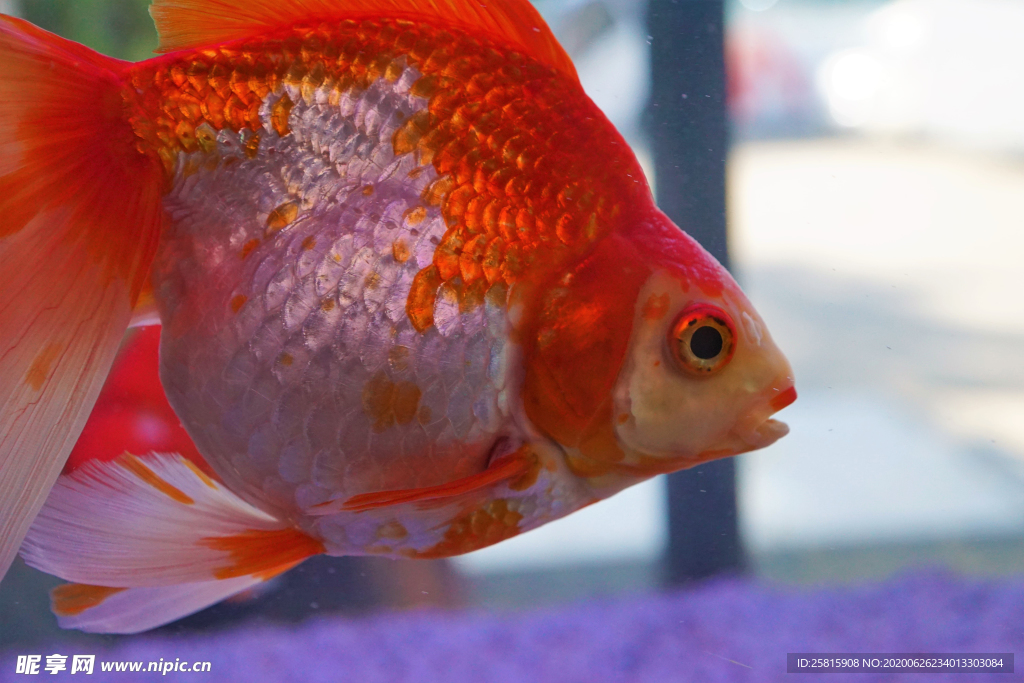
[0,0,795,633]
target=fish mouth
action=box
[729,383,797,452]
[735,417,790,450]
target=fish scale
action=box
[156,73,516,521]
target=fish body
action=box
[138,17,661,557]
[0,0,795,632]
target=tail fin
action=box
[0,17,165,579]
[51,574,291,635]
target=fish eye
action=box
[668,304,736,376]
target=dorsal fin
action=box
[150,0,577,80]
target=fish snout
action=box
[732,377,796,450]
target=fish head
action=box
[608,220,796,476]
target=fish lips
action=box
[726,383,796,452]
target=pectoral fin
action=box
[312,447,539,515]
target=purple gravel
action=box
[3,570,1021,682]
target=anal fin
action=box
[22,452,323,632]
[21,453,323,588]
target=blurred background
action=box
[2,0,1024,655]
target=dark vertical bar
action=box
[646,0,744,583]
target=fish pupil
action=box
[690,325,723,360]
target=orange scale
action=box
[333,72,356,96]
[538,205,562,232]
[434,230,465,281]
[409,37,434,62]
[168,64,188,88]
[462,196,488,234]
[186,65,209,94]
[178,97,203,124]
[283,62,305,89]
[208,65,231,99]
[407,266,443,333]
[481,237,507,284]
[459,278,488,313]
[449,35,482,59]
[576,188,598,212]
[416,127,449,165]
[394,29,419,53]
[200,93,226,128]
[421,48,451,73]
[459,234,489,283]
[355,18,382,38]
[494,206,517,243]
[157,121,176,142]
[428,89,464,118]
[442,56,476,82]
[422,176,455,207]
[301,66,327,103]
[454,150,482,185]
[300,36,324,62]
[247,75,271,99]
[465,72,496,98]
[224,99,248,131]
[472,161,500,195]
[280,35,303,58]
[450,101,482,130]
[501,242,525,282]
[432,138,466,176]
[497,62,523,80]
[367,53,394,82]
[504,174,529,198]
[270,94,294,136]
[152,69,173,91]
[479,46,506,70]
[157,148,176,175]
[409,74,440,98]
[500,97,534,119]
[536,179,557,202]
[484,127,514,156]
[413,500,523,559]
[470,109,502,138]
[217,44,242,60]
[441,184,475,222]
[393,110,430,155]
[555,212,582,246]
[320,41,342,65]
[228,73,252,100]
[375,23,399,47]
[488,166,517,195]
[514,147,539,172]
[245,100,262,128]
[483,86,515,111]
[480,199,502,232]
[175,120,198,153]
[347,53,370,80]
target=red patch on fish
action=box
[64,326,214,478]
